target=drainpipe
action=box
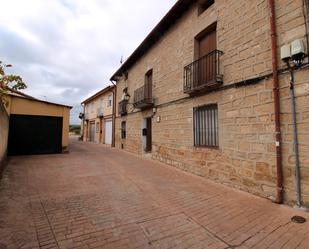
[268,0,284,204]
[286,63,302,207]
[110,80,117,148]
[81,103,84,140]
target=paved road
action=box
[0,138,308,249]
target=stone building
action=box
[111,0,309,207]
[81,85,115,145]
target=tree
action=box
[0,61,27,97]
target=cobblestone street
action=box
[0,138,308,249]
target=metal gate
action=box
[89,122,95,142]
[104,120,112,145]
[8,115,63,156]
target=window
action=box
[193,104,218,147]
[198,0,214,15]
[121,121,126,139]
[108,94,113,107]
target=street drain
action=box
[291,216,306,224]
[0,243,7,249]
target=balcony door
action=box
[197,26,217,86]
[144,69,153,103]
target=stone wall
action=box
[114,0,309,206]
[0,101,9,177]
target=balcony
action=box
[79,112,84,120]
[118,100,128,116]
[97,107,104,117]
[184,50,223,94]
[133,83,153,109]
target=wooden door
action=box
[198,29,217,86]
[146,117,152,152]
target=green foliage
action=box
[70,125,81,135]
[0,61,27,96]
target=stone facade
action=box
[113,0,309,207]
[82,87,114,144]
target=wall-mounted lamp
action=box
[122,87,130,101]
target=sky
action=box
[0,0,177,124]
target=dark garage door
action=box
[8,115,63,156]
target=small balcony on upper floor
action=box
[79,112,84,120]
[184,49,223,94]
[133,83,153,109]
[97,107,104,118]
[118,100,128,116]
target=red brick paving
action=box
[0,138,308,249]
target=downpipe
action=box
[286,63,308,210]
[110,80,117,148]
[268,0,284,204]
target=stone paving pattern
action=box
[0,138,309,249]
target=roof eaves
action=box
[81,85,115,104]
[110,0,196,81]
[10,94,73,109]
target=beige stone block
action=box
[240,107,253,116]
[252,143,266,152]
[254,103,274,115]
[242,178,258,188]
[259,92,272,102]
[248,153,263,160]
[256,162,270,174]
[226,109,240,118]
[252,124,264,132]
[267,143,276,153]
[254,172,275,183]
[244,94,258,105]
[249,117,258,123]
[235,151,247,159]
[240,125,252,133]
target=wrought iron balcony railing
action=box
[184,49,223,94]
[97,108,104,117]
[133,83,153,109]
[118,100,128,116]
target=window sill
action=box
[193,145,219,151]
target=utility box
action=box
[280,44,291,61]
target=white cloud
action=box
[0,0,177,124]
